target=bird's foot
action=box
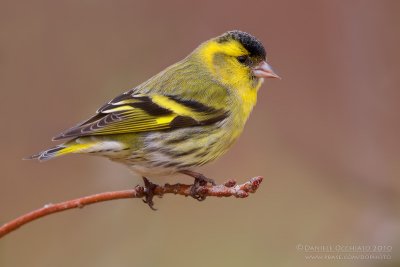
[142,177,157,210]
[180,170,216,201]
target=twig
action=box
[0,176,263,239]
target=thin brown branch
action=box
[0,176,263,239]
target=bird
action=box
[27,30,280,209]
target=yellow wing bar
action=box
[53,93,228,140]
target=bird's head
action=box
[195,30,280,90]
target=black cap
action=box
[217,30,266,59]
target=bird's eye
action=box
[237,55,248,64]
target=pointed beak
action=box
[252,61,281,79]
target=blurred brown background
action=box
[1,0,399,266]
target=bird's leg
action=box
[142,177,157,210]
[180,170,216,201]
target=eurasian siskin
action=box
[28,30,280,207]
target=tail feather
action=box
[25,140,94,161]
[24,145,66,161]
[25,138,127,161]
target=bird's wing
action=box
[53,90,228,140]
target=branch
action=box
[0,176,263,239]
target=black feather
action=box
[130,98,172,116]
[217,30,266,59]
[170,116,199,129]
[167,95,217,113]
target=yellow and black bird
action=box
[28,30,280,208]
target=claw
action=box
[180,170,216,201]
[142,177,157,210]
[190,180,207,201]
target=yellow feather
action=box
[199,40,247,70]
[151,95,192,116]
[102,105,134,113]
[56,143,93,156]
[196,39,255,93]
[156,114,176,124]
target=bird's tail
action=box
[24,140,95,161]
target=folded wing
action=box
[53,90,228,140]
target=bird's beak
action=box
[252,61,281,79]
